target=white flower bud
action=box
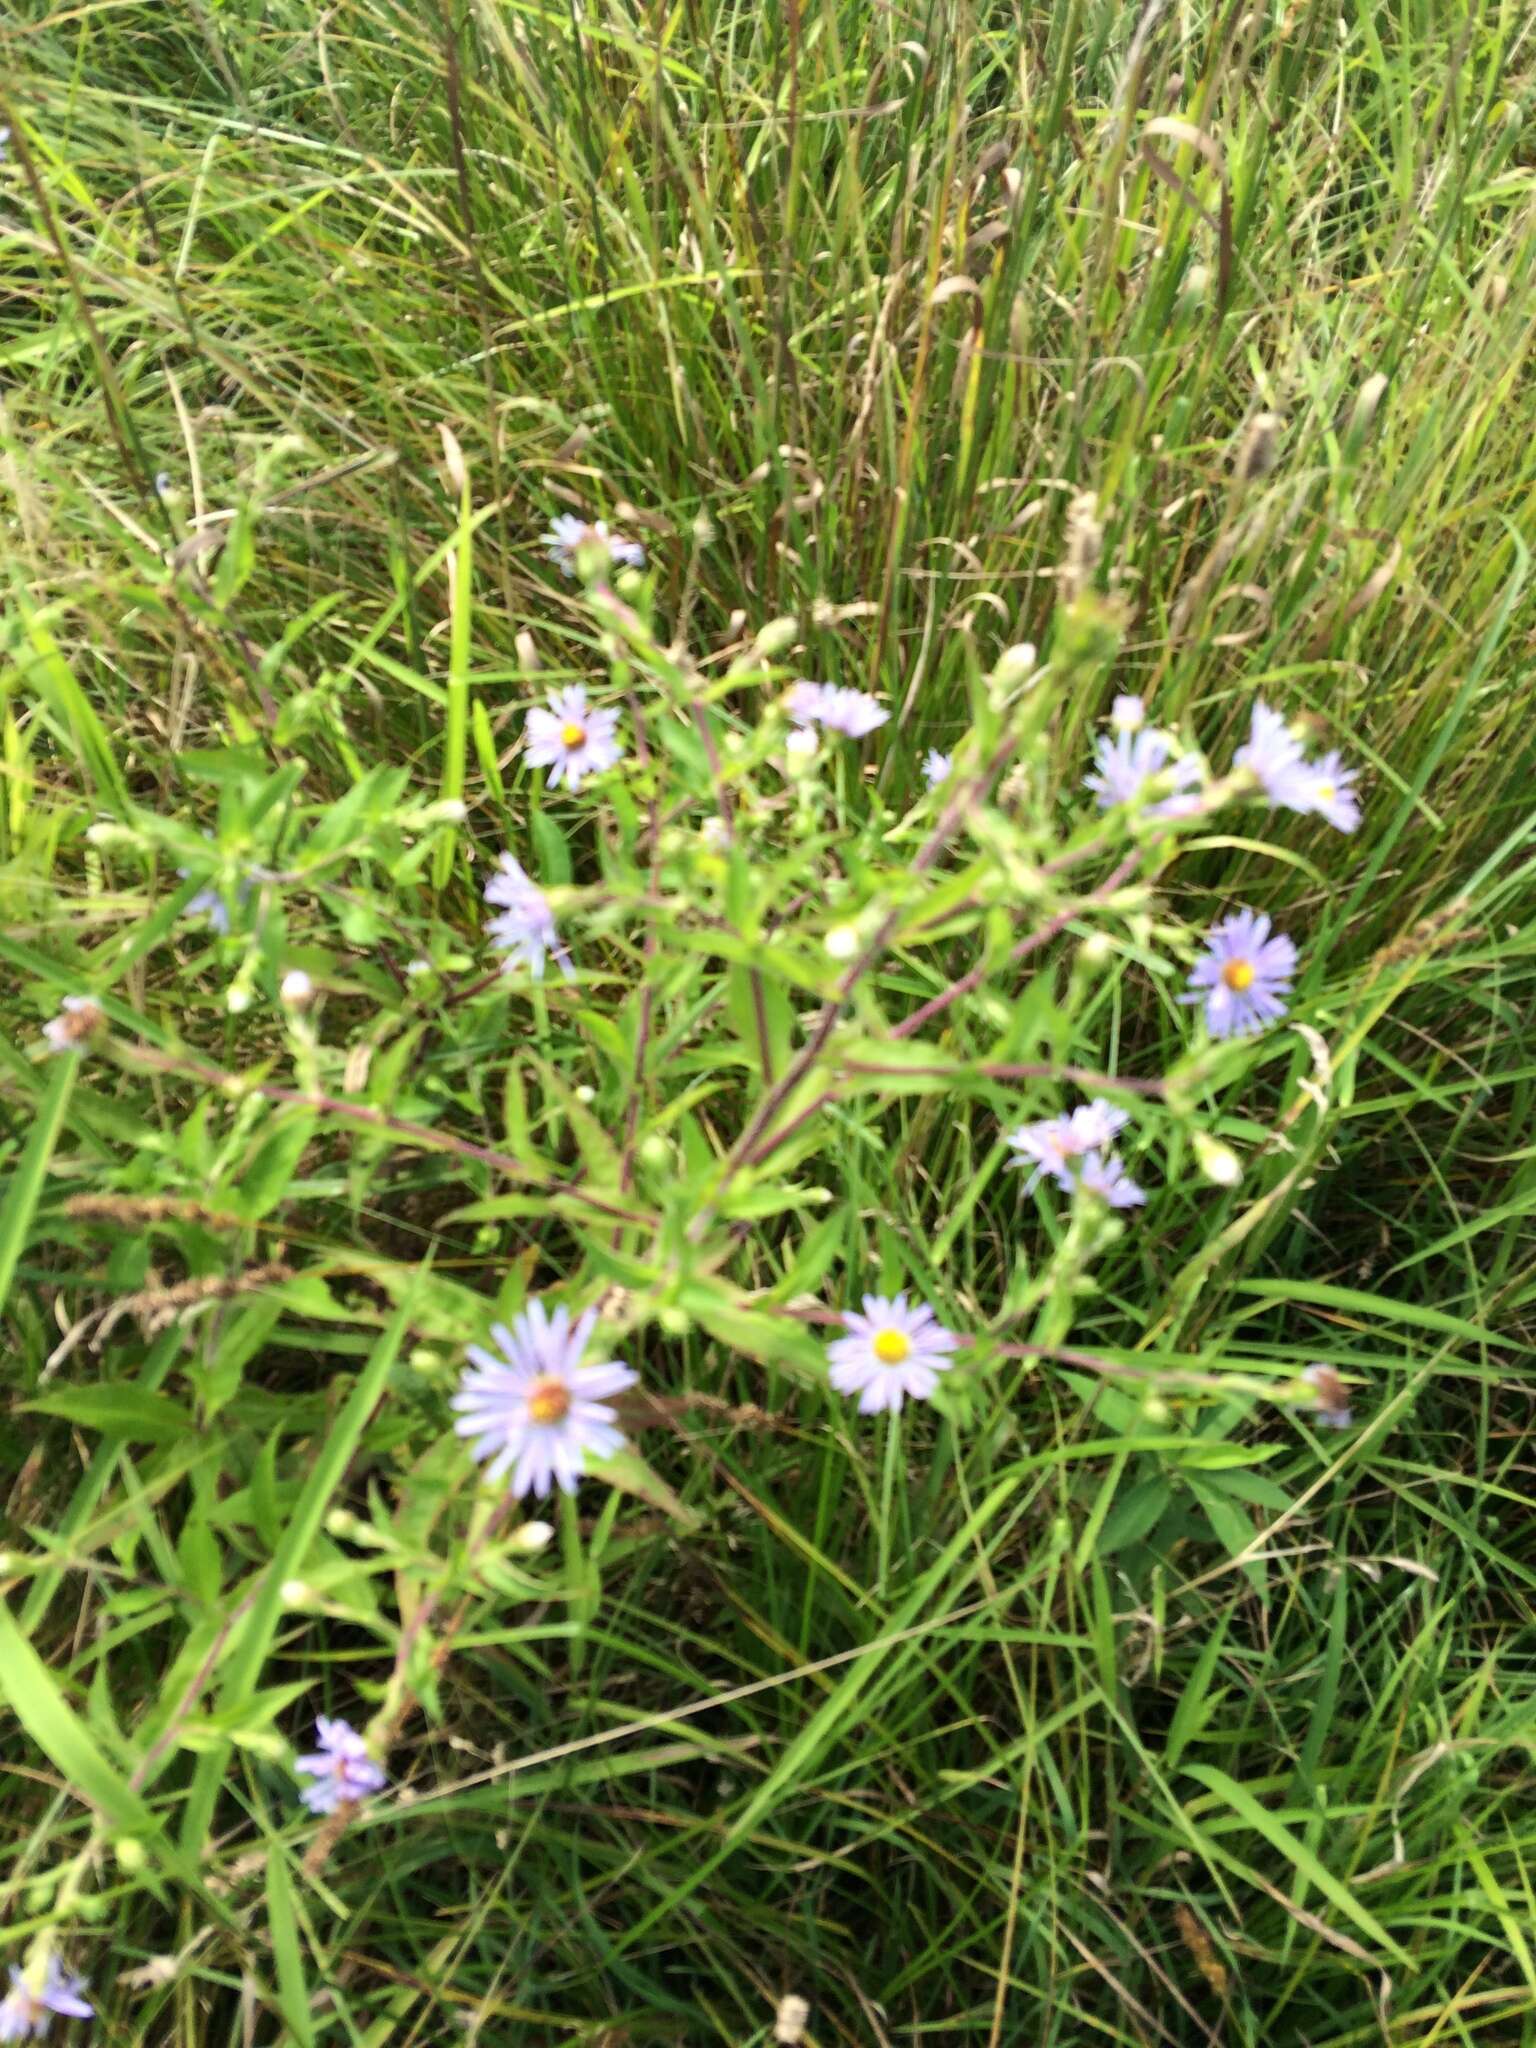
[992,640,1037,688]
[279,969,314,1008]
[226,985,253,1016]
[753,615,800,659]
[509,1519,555,1555]
[699,816,730,852]
[784,725,819,767]
[1192,1131,1242,1186]
[824,924,860,961]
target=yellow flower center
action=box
[560,722,587,749]
[1222,958,1256,993]
[527,1375,572,1425]
[873,1329,912,1366]
[1315,782,1334,802]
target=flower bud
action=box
[279,969,314,1009]
[1192,1131,1242,1186]
[753,615,800,659]
[509,1519,554,1555]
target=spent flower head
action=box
[1185,908,1297,1039]
[484,853,569,981]
[294,1716,387,1815]
[523,685,624,791]
[453,1302,637,1496]
[1301,1363,1354,1428]
[827,1293,962,1415]
[923,749,952,787]
[0,1959,92,2041]
[42,997,105,1057]
[543,512,645,579]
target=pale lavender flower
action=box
[1004,1099,1131,1192]
[827,1293,962,1415]
[1302,1363,1353,1428]
[179,841,253,933]
[294,1716,386,1815]
[1075,1151,1147,1208]
[453,1302,637,1496]
[0,130,10,167]
[1184,908,1297,1039]
[0,1959,93,2040]
[784,681,890,738]
[523,684,624,791]
[42,997,104,1056]
[923,749,952,786]
[1084,727,1203,815]
[484,852,570,980]
[1302,749,1361,833]
[543,513,645,579]
[1233,700,1314,811]
[1110,694,1145,732]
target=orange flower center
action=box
[1221,959,1256,993]
[560,722,587,749]
[872,1329,912,1365]
[527,1375,572,1425]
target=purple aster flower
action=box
[294,1716,387,1816]
[0,1959,92,2040]
[41,996,105,1056]
[784,681,890,738]
[1110,694,1145,732]
[1075,1150,1147,1208]
[827,1293,962,1414]
[483,852,570,980]
[1004,1098,1131,1192]
[1233,700,1315,811]
[1301,1363,1353,1428]
[543,513,645,579]
[1302,749,1361,833]
[1184,907,1297,1039]
[453,1301,637,1496]
[523,685,624,791]
[178,835,254,934]
[923,749,952,787]
[1084,727,1203,814]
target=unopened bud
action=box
[784,725,819,767]
[226,985,253,1016]
[279,969,314,1009]
[114,1837,148,1874]
[1192,1131,1242,1186]
[992,640,1038,689]
[824,924,860,961]
[509,1519,555,1555]
[279,1579,317,1610]
[1349,373,1388,440]
[638,1132,673,1172]
[699,816,730,852]
[753,615,800,659]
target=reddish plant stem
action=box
[122,1044,653,1229]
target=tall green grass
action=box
[3,1,1536,2042]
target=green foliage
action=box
[2,1,1536,2043]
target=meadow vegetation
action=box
[3,1,1536,2042]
